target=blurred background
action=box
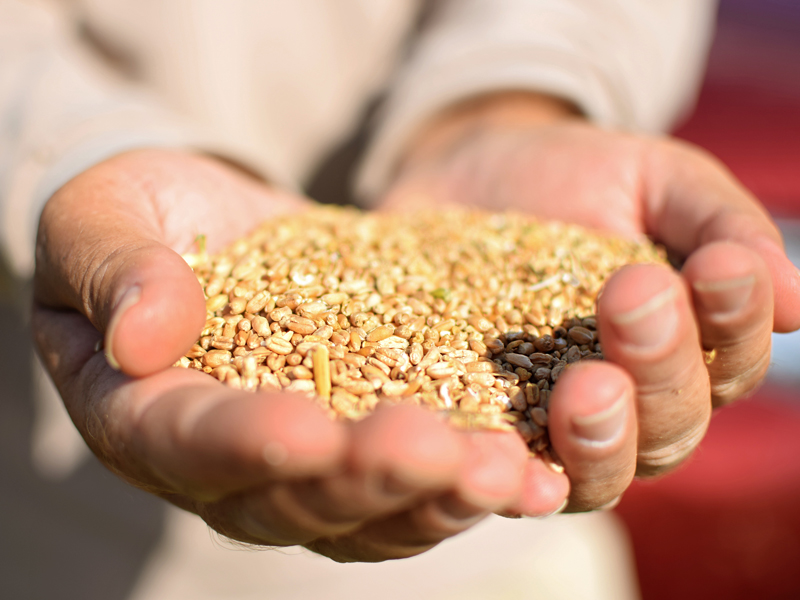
[615,1,800,598]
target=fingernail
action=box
[597,495,623,511]
[105,285,142,370]
[610,286,678,348]
[571,393,627,447]
[693,275,755,316]
[262,441,289,467]
[530,498,568,519]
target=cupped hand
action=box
[378,93,800,511]
[32,148,568,563]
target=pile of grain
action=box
[177,206,665,466]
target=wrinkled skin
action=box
[32,94,800,562]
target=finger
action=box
[33,304,347,501]
[503,458,570,517]
[308,433,568,562]
[34,166,207,376]
[221,422,529,550]
[273,405,466,525]
[682,242,774,406]
[597,264,711,477]
[302,430,532,562]
[304,494,490,563]
[644,140,800,332]
[547,361,637,511]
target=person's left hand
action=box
[377,92,800,511]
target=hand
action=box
[379,92,800,511]
[32,149,568,563]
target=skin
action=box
[31,93,799,561]
[380,91,798,508]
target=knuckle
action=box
[567,464,634,512]
[636,421,708,478]
[81,240,145,323]
[709,350,770,407]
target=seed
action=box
[313,325,334,340]
[508,386,527,411]
[468,316,494,332]
[375,336,409,350]
[206,294,229,313]
[529,353,553,366]
[289,365,313,380]
[296,300,328,317]
[375,348,405,367]
[427,361,457,379]
[362,364,390,387]
[469,339,489,356]
[463,372,496,387]
[486,339,505,354]
[525,384,540,406]
[417,348,441,370]
[286,315,316,335]
[203,350,232,368]
[568,326,594,345]
[265,335,293,355]
[229,297,247,315]
[534,335,555,352]
[186,344,206,359]
[516,421,535,443]
[309,345,331,399]
[409,342,424,365]
[179,205,666,465]
[286,380,316,395]
[531,407,548,427]
[505,353,533,370]
[466,360,497,373]
[245,291,270,314]
[366,324,394,342]
[341,378,375,396]
[212,364,237,381]
[381,380,409,397]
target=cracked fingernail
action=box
[611,285,678,348]
[572,393,627,447]
[105,285,142,370]
[693,275,755,316]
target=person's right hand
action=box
[32,149,570,563]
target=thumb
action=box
[99,243,205,376]
[643,140,800,333]
[34,177,206,378]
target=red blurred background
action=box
[615,1,800,598]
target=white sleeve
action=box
[0,0,276,277]
[357,0,718,200]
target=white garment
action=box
[0,0,717,276]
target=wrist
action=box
[396,91,581,178]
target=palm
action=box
[383,122,646,238]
